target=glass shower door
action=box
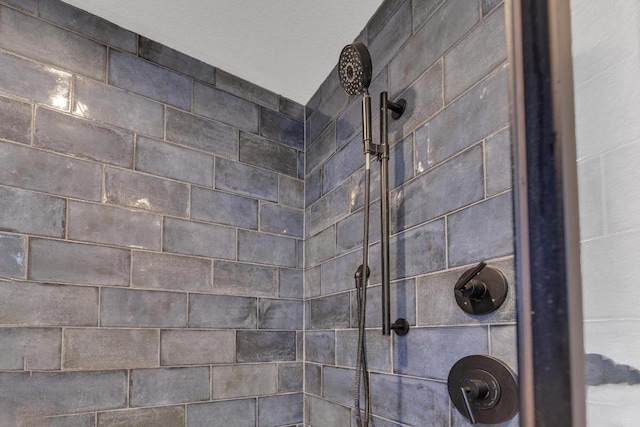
[571,1,640,425]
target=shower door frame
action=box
[506,0,587,426]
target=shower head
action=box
[338,42,372,96]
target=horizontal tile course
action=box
[213,260,277,297]
[100,287,187,328]
[210,363,277,399]
[63,328,159,370]
[0,95,31,144]
[67,201,161,250]
[0,141,102,201]
[187,399,255,427]
[163,218,236,259]
[239,131,297,177]
[191,187,258,229]
[35,107,134,167]
[193,81,259,133]
[132,251,212,292]
[97,406,185,427]
[0,186,66,238]
[29,238,130,286]
[188,294,257,329]
[0,281,97,327]
[139,37,216,84]
[215,158,278,202]
[238,230,297,267]
[0,6,106,80]
[236,331,296,362]
[130,367,210,407]
[161,330,235,366]
[104,167,189,217]
[0,327,61,370]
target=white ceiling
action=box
[61,0,385,105]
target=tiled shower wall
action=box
[303,0,518,425]
[0,1,305,426]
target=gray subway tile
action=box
[0,95,31,143]
[305,331,335,364]
[260,203,303,238]
[0,141,102,201]
[415,66,509,173]
[217,69,279,110]
[416,258,516,325]
[370,373,449,426]
[389,134,414,189]
[166,107,238,159]
[194,81,259,133]
[109,50,191,110]
[35,107,134,167]
[307,122,336,175]
[238,230,296,267]
[105,167,189,216]
[39,0,137,53]
[29,238,130,286]
[279,96,304,121]
[335,98,361,149]
[391,144,484,233]
[136,136,214,186]
[321,250,361,295]
[260,108,304,150]
[258,299,303,329]
[161,330,234,366]
[0,232,25,279]
[304,266,322,299]
[308,86,349,143]
[279,175,304,209]
[240,132,298,177]
[189,294,257,329]
[130,367,209,407]
[322,134,365,194]
[191,187,258,229]
[258,393,303,427]
[367,0,405,43]
[0,186,65,238]
[0,327,61,370]
[1,0,36,13]
[132,251,212,292]
[369,219,446,283]
[336,330,392,372]
[305,168,322,208]
[309,293,350,330]
[388,60,444,140]
[390,0,479,96]
[0,371,126,424]
[336,202,381,255]
[394,326,488,379]
[490,325,518,371]
[74,77,164,138]
[486,127,513,195]
[309,182,350,236]
[98,406,185,427]
[188,399,255,427]
[0,280,97,326]
[216,157,278,202]
[305,363,322,396]
[350,279,416,328]
[306,396,350,427]
[33,413,95,427]
[0,6,106,80]
[68,201,161,249]
[349,167,381,212]
[213,260,277,297]
[448,192,514,267]
[444,6,506,103]
[368,0,412,77]
[412,0,447,32]
[278,362,303,392]
[210,363,277,399]
[0,51,71,109]
[63,328,159,370]
[280,268,303,299]
[139,37,216,84]
[322,365,360,408]
[100,288,187,328]
[236,331,296,363]
[483,0,503,15]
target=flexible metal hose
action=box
[354,153,372,427]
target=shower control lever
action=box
[453,262,508,315]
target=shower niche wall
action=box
[0,0,519,426]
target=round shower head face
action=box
[338,42,372,96]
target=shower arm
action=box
[380,91,409,336]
